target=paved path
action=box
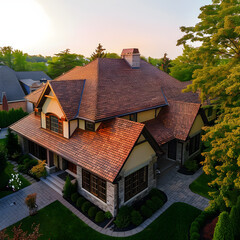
[157,166,209,210]
[0,166,209,237]
[8,160,37,184]
[0,128,8,139]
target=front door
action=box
[68,161,77,174]
[168,139,177,160]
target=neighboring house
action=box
[0,66,51,112]
[11,48,209,216]
[0,66,26,111]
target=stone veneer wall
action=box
[118,156,157,208]
[76,166,118,216]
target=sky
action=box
[0,0,212,59]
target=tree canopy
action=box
[47,49,88,79]
[178,0,240,209]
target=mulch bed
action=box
[201,216,218,240]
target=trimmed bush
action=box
[213,211,234,240]
[88,206,97,218]
[230,205,240,238]
[18,157,38,174]
[76,197,85,208]
[140,205,153,218]
[114,206,131,229]
[131,210,143,226]
[30,160,47,179]
[151,196,164,209]
[71,192,79,203]
[184,159,198,172]
[62,176,73,199]
[190,232,200,240]
[95,211,105,223]
[146,199,157,212]
[81,201,92,213]
[105,211,113,219]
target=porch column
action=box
[45,149,56,174]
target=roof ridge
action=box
[168,99,201,105]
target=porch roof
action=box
[10,113,144,182]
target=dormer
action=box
[121,48,140,69]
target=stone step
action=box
[41,178,63,195]
[46,175,64,189]
[50,174,65,186]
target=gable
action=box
[42,90,65,118]
[189,114,204,137]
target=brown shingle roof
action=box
[50,80,85,120]
[25,86,44,104]
[10,113,144,182]
[55,58,200,121]
[145,100,201,145]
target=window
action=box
[46,114,63,135]
[189,133,201,155]
[208,107,213,117]
[28,140,47,160]
[82,169,106,202]
[85,121,95,131]
[129,113,137,122]
[124,166,148,202]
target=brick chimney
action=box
[2,92,8,111]
[121,48,140,69]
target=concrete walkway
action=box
[0,166,209,237]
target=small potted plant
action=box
[25,193,38,216]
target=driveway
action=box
[0,128,8,139]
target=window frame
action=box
[82,169,106,202]
[85,121,95,131]
[129,113,137,122]
[189,133,201,156]
[124,166,148,202]
[45,113,63,135]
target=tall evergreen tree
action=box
[177,0,240,209]
[91,43,107,60]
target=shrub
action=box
[30,160,47,179]
[0,171,9,189]
[62,176,73,199]
[213,212,234,240]
[81,201,91,213]
[184,159,198,172]
[0,145,7,174]
[71,192,79,203]
[190,232,200,240]
[8,173,22,191]
[114,206,131,229]
[149,188,164,200]
[88,206,97,218]
[25,193,37,208]
[105,211,113,219]
[140,205,153,218]
[76,197,85,208]
[5,129,21,157]
[151,196,164,209]
[229,205,240,238]
[146,199,158,212]
[95,211,105,223]
[18,157,38,174]
[131,210,143,226]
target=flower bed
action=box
[112,188,167,232]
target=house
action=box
[0,66,51,112]
[10,48,209,216]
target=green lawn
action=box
[0,162,31,198]
[0,138,6,147]
[6,201,201,240]
[189,173,215,199]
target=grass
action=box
[5,201,201,240]
[0,138,6,147]
[189,173,215,199]
[0,162,31,199]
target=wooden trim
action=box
[44,95,55,99]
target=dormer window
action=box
[85,121,95,131]
[46,113,63,135]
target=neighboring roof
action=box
[19,79,42,87]
[10,113,144,182]
[49,80,85,119]
[0,66,25,103]
[16,71,51,81]
[56,58,200,121]
[25,86,45,104]
[121,48,140,55]
[145,100,201,145]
